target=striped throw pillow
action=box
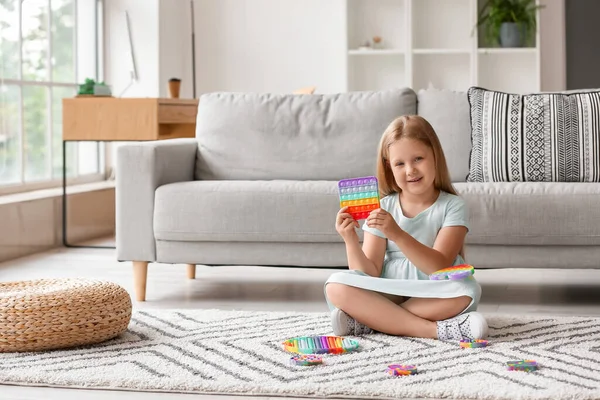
[467,87,600,182]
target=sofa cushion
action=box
[154,180,354,243]
[416,89,472,182]
[194,89,417,181]
[455,182,600,245]
[155,181,600,247]
[467,87,600,182]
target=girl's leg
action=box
[327,283,459,338]
[380,293,407,305]
[400,296,471,321]
[400,296,489,341]
[326,283,479,338]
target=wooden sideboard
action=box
[62,97,199,141]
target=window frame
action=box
[0,0,106,196]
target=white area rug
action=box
[1,309,600,399]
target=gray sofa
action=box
[116,88,600,301]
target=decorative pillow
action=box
[467,87,600,182]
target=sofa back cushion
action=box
[467,86,600,182]
[194,89,417,180]
[416,89,472,182]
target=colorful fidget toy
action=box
[387,364,418,376]
[460,339,489,348]
[429,264,475,281]
[338,176,380,220]
[282,336,360,355]
[506,360,539,372]
[290,354,323,366]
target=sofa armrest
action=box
[116,139,198,262]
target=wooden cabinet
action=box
[62,98,199,141]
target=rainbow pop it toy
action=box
[282,336,360,355]
[429,264,475,281]
[338,176,380,221]
[289,354,323,366]
[506,360,539,372]
[459,339,489,348]
[387,364,418,376]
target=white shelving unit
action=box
[344,0,541,94]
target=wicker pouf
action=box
[0,279,132,352]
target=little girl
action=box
[325,115,488,341]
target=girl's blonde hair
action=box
[375,115,465,260]
[376,115,456,197]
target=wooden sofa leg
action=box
[186,264,196,279]
[132,261,149,302]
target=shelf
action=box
[478,48,537,54]
[347,0,406,52]
[478,52,538,94]
[413,49,471,55]
[348,55,405,92]
[413,54,471,92]
[344,0,541,93]
[348,49,404,56]
[413,0,472,50]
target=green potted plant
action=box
[77,78,111,97]
[476,0,543,47]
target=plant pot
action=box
[499,22,524,47]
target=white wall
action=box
[103,0,160,97]
[158,1,194,98]
[193,0,346,95]
[103,0,565,97]
[104,0,193,98]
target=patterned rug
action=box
[1,309,600,400]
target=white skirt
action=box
[324,257,482,315]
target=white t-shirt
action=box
[362,190,469,260]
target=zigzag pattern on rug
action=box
[1,310,599,400]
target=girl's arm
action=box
[345,232,386,277]
[390,226,467,275]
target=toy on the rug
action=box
[429,264,475,281]
[459,339,489,348]
[387,364,418,376]
[290,354,323,366]
[282,336,359,354]
[338,176,380,221]
[506,360,539,372]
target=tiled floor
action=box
[1,242,600,399]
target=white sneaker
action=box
[331,308,373,336]
[436,311,488,342]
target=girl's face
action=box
[388,138,437,197]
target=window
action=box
[0,0,104,195]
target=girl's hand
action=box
[335,206,360,244]
[366,208,403,241]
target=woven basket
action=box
[0,279,132,352]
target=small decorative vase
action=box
[499,22,524,47]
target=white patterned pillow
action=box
[467,87,600,182]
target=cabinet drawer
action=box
[158,104,198,124]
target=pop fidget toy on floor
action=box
[282,336,360,354]
[290,354,323,366]
[506,360,539,372]
[338,176,380,220]
[460,339,489,348]
[387,364,418,376]
[429,264,475,280]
